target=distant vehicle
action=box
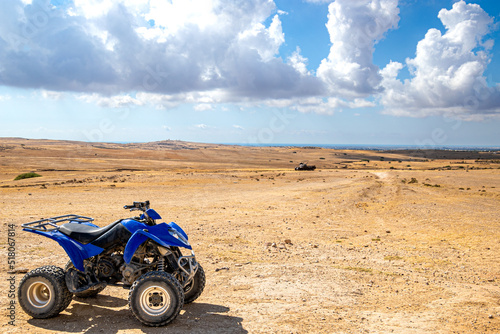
[295,162,316,171]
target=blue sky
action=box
[0,0,499,147]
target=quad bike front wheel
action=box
[128,271,184,327]
[183,264,205,304]
[18,265,73,319]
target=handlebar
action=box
[124,201,150,212]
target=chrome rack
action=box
[22,214,94,232]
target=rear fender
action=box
[24,229,103,271]
[123,223,192,264]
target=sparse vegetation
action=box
[14,172,41,181]
[408,177,418,184]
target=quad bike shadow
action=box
[28,301,247,333]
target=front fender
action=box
[123,223,192,264]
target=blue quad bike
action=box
[18,201,205,327]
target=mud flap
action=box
[65,268,106,293]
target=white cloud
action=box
[40,90,65,100]
[78,93,143,108]
[194,104,214,111]
[303,0,333,4]
[317,0,400,98]
[380,0,500,118]
[0,0,498,119]
[233,124,244,130]
[194,123,209,129]
[288,47,310,76]
[291,96,375,115]
[0,0,320,101]
[0,94,11,101]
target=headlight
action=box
[169,228,190,245]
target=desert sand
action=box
[0,137,499,333]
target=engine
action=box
[95,253,123,281]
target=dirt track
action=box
[0,138,499,333]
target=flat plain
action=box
[0,137,499,333]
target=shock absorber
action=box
[157,258,165,271]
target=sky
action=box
[0,0,499,147]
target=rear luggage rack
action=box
[22,215,94,232]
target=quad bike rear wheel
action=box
[64,261,106,298]
[183,264,205,304]
[18,265,73,319]
[128,271,184,327]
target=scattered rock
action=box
[215,267,230,272]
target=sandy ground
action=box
[0,138,499,333]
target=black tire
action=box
[64,261,106,298]
[183,264,205,304]
[18,265,73,319]
[128,271,184,327]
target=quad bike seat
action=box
[59,220,123,245]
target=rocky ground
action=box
[0,138,499,333]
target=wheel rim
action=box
[140,285,171,316]
[27,281,52,308]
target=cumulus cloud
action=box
[317,0,400,98]
[0,0,324,101]
[0,0,498,118]
[288,47,310,76]
[380,0,500,118]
